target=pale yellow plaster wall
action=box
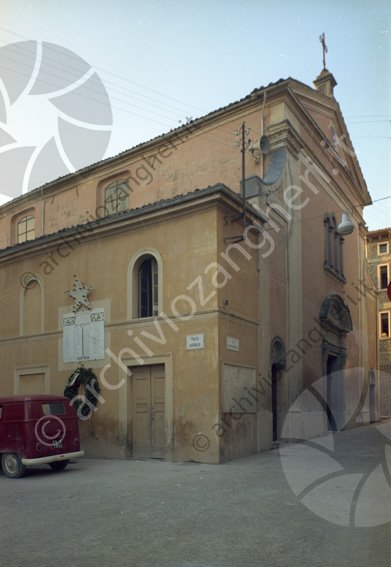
[0,190,262,462]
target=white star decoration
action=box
[64,275,92,312]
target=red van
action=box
[0,394,84,478]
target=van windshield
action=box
[42,402,66,416]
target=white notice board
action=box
[222,363,256,413]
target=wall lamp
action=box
[337,211,355,236]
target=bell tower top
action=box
[313,33,337,98]
[313,68,338,98]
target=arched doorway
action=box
[270,336,286,441]
[320,295,352,431]
[369,369,376,423]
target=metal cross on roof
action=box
[319,33,328,70]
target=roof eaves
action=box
[367,227,391,236]
[0,78,291,210]
[0,183,265,257]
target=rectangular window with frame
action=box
[379,265,389,289]
[42,402,66,416]
[378,242,389,255]
[17,215,35,243]
[104,180,129,215]
[380,312,390,338]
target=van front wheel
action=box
[1,453,26,479]
[49,460,69,471]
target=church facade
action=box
[0,70,378,463]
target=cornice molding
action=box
[0,185,265,264]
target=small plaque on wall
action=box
[186,334,204,350]
[226,336,239,352]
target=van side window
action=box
[42,403,66,416]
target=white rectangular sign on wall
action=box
[226,336,240,351]
[63,308,105,363]
[222,363,256,413]
[186,334,204,350]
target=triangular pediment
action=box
[289,80,371,207]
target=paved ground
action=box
[1,422,391,567]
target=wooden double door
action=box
[132,364,165,458]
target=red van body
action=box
[0,394,84,478]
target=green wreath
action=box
[64,367,101,418]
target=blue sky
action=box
[0,0,390,229]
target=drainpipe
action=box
[41,187,45,236]
[260,92,267,179]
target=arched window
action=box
[138,257,158,318]
[104,179,129,215]
[324,213,344,278]
[128,249,163,320]
[17,215,35,243]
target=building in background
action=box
[0,69,378,463]
[366,228,391,417]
